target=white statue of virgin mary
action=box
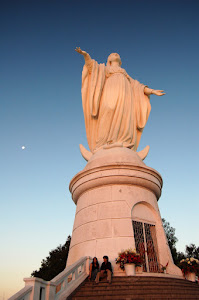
[75,47,165,160]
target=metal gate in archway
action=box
[132,220,160,273]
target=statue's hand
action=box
[75,47,87,56]
[152,90,166,96]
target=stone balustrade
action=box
[8,256,92,300]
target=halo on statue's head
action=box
[107,53,122,66]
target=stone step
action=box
[74,289,199,296]
[81,286,199,293]
[90,276,188,281]
[72,295,199,300]
[69,276,199,300]
[82,283,198,290]
[83,281,195,287]
[84,277,193,285]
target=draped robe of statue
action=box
[81,59,151,153]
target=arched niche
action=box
[132,201,157,224]
[132,202,160,273]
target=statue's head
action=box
[107,53,122,67]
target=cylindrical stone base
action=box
[67,147,182,277]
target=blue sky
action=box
[1,0,199,298]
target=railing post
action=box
[46,282,56,300]
[75,268,78,280]
[63,275,68,290]
[86,256,90,275]
[24,278,42,300]
[81,263,84,274]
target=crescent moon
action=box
[79,144,150,162]
[79,144,92,161]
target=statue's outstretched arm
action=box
[75,47,93,72]
[144,86,165,96]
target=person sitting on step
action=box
[95,255,112,284]
[88,257,99,281]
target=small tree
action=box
[162,218,179,264]
[162,218,199,266]
[31,235,71,281]
[185,244,199,259]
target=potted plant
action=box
[179,258,199,282]
[116,248,142,276]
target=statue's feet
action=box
[103,142,123,149]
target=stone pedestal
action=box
[67,147,182,277]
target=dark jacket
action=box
[100,261,112,273]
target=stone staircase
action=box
[69,276,199,299]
